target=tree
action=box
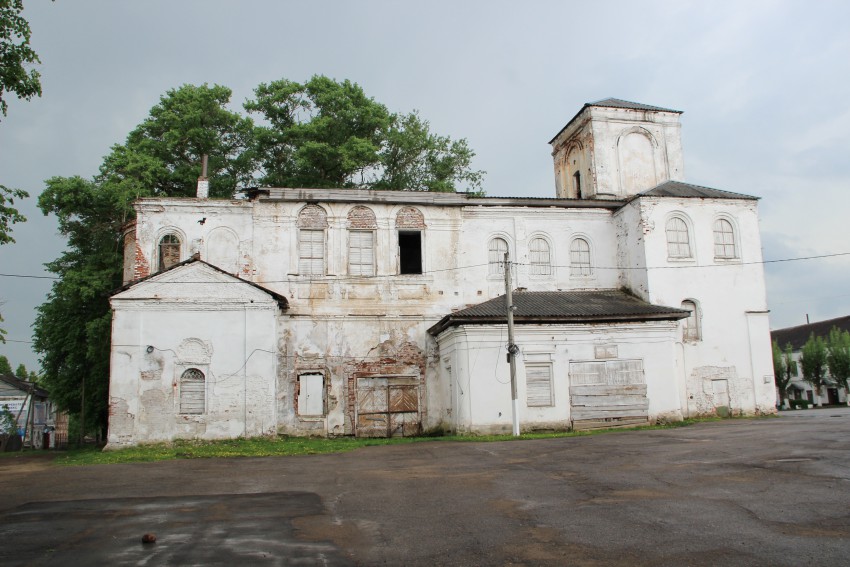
[246,76,483,192]
[826,326,850,398]
[772,340,797,408]
[800,333,829,403]
[0,0,41,119]
[34,84,252,437]
[0,355,11,375]
[0,184,27,244]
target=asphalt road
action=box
[2,409,849,566]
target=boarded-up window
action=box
[488,237,508,275]
[682,300,701,341]
[570,238,591,275]
[526,364,554,407]
[299,229,325,275]
[713,219,737,259]
[298,373,325,416]
[529,237,551,275]
[570,359,645,386]
[666,217,691,258]
[179,368,205,414]
[349,230,375,276]
[158,234,181,271]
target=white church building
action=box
[106,98,777,448]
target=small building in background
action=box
[771,315,850,407]
[0,374,68,450]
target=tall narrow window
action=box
[488,237,508,275]
[396,207,425,275]
[179,368,205,414]
[398,231,422,274]
[570,238,591,276]
[297,205,328,275]
[573,172,582,199]
[529,237,552,275]
[349,231,375,276]
[158,234,181,271]
[713,219,737,259]
[682,300,701,341]
[299,229,325,275]
[666,217,692,258]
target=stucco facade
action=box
[107,98,777,448]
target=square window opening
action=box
[398,231,422,275]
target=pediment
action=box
[112,261,279,305]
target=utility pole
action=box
[504,251,520,436]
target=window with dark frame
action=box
[158,234,181,271]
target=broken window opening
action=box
[179,368,205,414]
[398,231,422,275]
[158,233,181,271]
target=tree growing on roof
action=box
[772,340,797,408]
[826,326,850,399]
[800,333,829,404]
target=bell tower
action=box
[550,98,685,200]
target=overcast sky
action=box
[1,0,849,371]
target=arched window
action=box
[573,172,582,199]
[348,206,377,276]
[529,237,551,275]
[297,205,328,275]
[488,237,508,275]
[713,219,737,259]
[179,368,206,414]
[682,300,701,342]
[666,217,692,258]
[570,238,591,276]
[158,234,181,271]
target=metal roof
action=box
[428,290,689,335]
[637,180,759,201]
[549,98,681,144]
[771,315,850,351]
[0,374,50,399]
[587,98,682,113]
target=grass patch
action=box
[50,417,740,466]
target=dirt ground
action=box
[2,409,849,566]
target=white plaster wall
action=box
[106,265,279,448]
[637,197,775,416]
[434,321,682,434]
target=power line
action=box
[0,251,847,283]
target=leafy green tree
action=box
[800,333,829,403]
[246,75,483,192]
[34,84,252,436]
[0,355,11,375]
[0,184,27,244]
[0,0,41,118]
[826,326,850,397]
[772,340,797,408]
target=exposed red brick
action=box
[395,207,425,229]
[133,242,150,280]
[297,204,328,228]
[347,205,377,229]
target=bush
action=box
[789,399,810,409]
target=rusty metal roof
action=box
[637,180,758,201]
[771,315,850,351]
[0,374,49,399]
[428,290,688,335]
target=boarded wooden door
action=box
[569,359,648,430]
[356,376,421,438]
